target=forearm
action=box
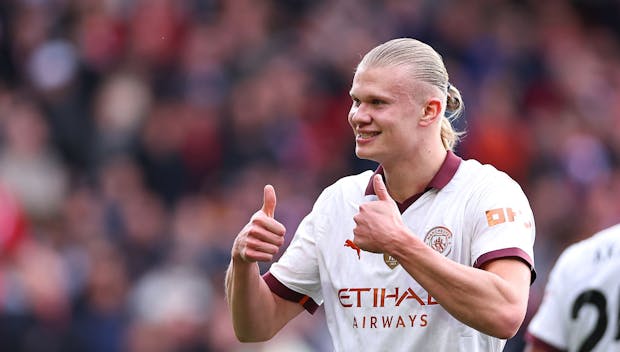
[225,258,280,342]
[389,230,528,338]
[225,185,303,342]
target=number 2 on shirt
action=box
[571,287,620,351]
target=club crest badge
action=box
[424,226,453,256]
[383,253,399,269]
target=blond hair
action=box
[358,38,464,150]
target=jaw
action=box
[354,131,384,161]
[355,143,382,162]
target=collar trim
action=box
[364,151,462,213]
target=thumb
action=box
[373,174,392,201]
[261,184,277,218]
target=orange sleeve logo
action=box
[485,207,532,229]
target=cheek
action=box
[347,109,355,127]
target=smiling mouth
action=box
[356,132,380,140]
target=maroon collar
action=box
[364,151,462,213]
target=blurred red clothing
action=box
[0,183,29,258]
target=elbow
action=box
[489,309,525,339]
[233,326,276,343]
[494,321,521,340]
[235,334,268,343]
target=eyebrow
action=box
[350,92,394,102]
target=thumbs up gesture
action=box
[352,175,406,254]
[261,184,277,218]
[232,185,287,263]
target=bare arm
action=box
[391,238,530,338]
[353,175,531,338]
[225,185,305,342]
[225,258,304,341]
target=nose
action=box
[349,103,371,126]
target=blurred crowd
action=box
[0,0,619,351]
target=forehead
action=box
[350,65,412,98]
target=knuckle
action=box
[248,225,267,238]
[267,246,278,255]
[246,226,258,238]
[246,237,261,249]
[240,248,252,262]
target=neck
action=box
[382,146,447,203]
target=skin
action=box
[225,185,304,341]
[226,64,532,341]
[348,64,446,202]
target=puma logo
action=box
[344,239,361,259]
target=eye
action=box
[351,97,361,107]
[371,99,385,106]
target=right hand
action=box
[231,185,287,263]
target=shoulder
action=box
[458,158,519,187]
[560,223,620,262]
[589,223,620,244]
[454,158,529,203]
[547,227,615,281]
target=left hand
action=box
[352,174,406,253]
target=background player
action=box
[525,223,620,352]
[225,37,536,351]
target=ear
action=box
[419,98,443,127]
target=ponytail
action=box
[441,83,465,150]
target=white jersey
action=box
[527,223,620,352]
[265,152,536,351]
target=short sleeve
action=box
[266,187,333,310]
[469,176,536,279]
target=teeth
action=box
[358,132,378,138]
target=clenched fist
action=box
[352,174,406,254]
